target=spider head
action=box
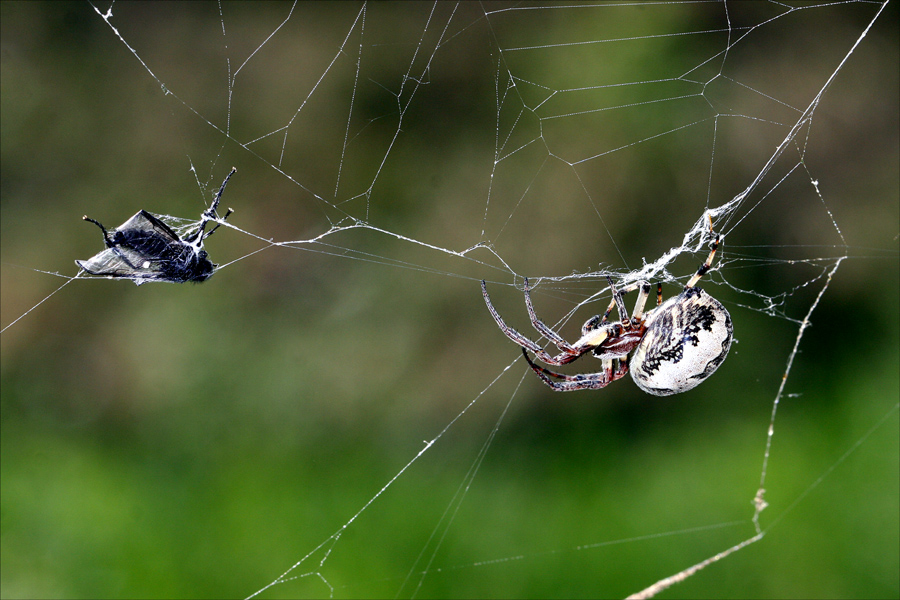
[589,321,646,360]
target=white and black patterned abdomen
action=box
[630,287,732,396]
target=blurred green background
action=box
[2,2,897,598]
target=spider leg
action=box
[579,277,641,338]
[601,277,652,326]
[522,349,630,392]
[522,278,581,354]
[579,280,628,337]
[607,276,630,322]
[631,282,652,321]
[605,277,653,320]
[482,281,587,366]
[686,234,721,288]
[581,313,606,336]
[564,279,650,351]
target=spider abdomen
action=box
[630,287,733,396]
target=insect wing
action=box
[118,210,181,243]
[76,210,185,285]
[76,246,159,284]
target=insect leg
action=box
[205,167,237,219]
[82,216,116,248]
[201,207,234,240]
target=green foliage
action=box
[2,2,897,598]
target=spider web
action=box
[1,1,897,598]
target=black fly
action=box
[76,168,236,285]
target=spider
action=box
[481,236,732,395]
[77,168,236,285]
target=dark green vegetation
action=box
[2,2,897,598]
